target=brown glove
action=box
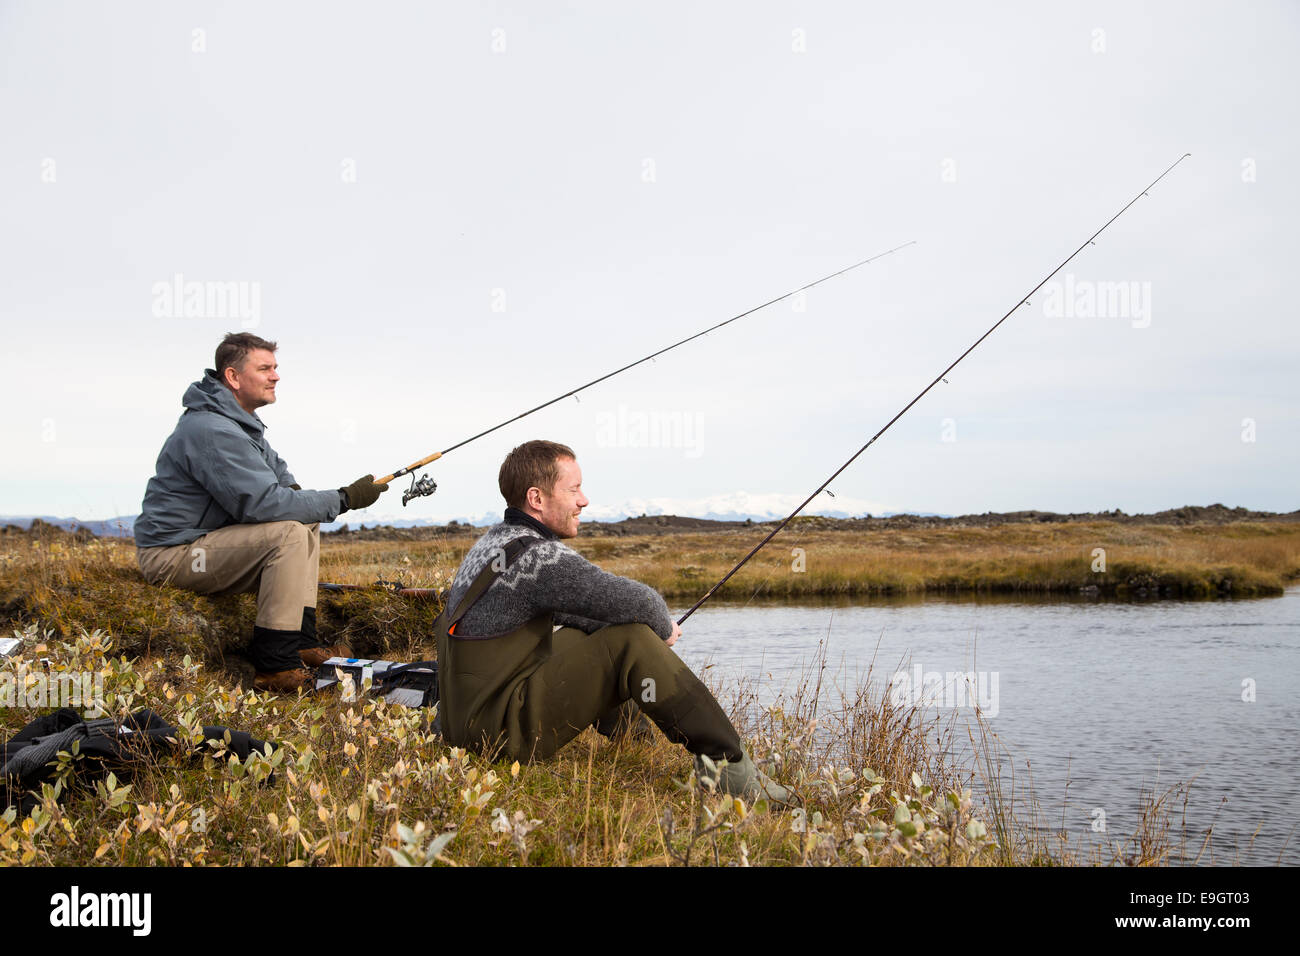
[340,475,389,511]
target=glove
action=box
[340,475,389,511]
[289,483,301,491]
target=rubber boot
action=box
[297,607,351,668]
[253,667,316,693]
[695,751,794,808]
[251,624,316,693]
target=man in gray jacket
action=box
[135,333,388,691]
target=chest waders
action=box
[436,535,747,764]
[435,537,549,758]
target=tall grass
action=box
[2,626,1015,867]
[0,530,443,678]
[317,520,1300,598]
[3,625,1207,866]
[574,520,1300,598]
[2,518,1283,866]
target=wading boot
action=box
[695,751,794,808]
[296,607,350,668]
[253,667,316,693]
[299,645,352,668]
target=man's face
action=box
[533,456,589,538]
[224,348,280,413]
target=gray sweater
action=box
[135,370,344,548]
[447,512,675,640]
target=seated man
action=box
[437,439,789,804]
[134,332,389,692]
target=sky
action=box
[1,0,1296,525]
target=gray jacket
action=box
[134,370,344,548]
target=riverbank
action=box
[4,624,1191,867]
[5,515,1295,668]
[0,517,1263,865]
[578,519,1300,599]
[318,512,1300,600]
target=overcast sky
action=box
[2,0,1296,524]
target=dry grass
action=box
[1,518,1271,866]
[1,626,1203,867]
[2,627,1006,867]
[573,519,1300,599]
[0,530,444,683]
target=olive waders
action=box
[435,538,744,763]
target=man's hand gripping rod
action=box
[377,455,440,507]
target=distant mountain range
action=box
[5,502,1292,539]
[1,515,139,538]
[0,492,930,539]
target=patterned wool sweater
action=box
[446,509,674,640]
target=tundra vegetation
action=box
[3,512,1294,866]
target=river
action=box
[670,587,1300,866]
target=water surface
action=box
[671,588,1300,865]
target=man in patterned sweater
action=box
[437,440,790,805]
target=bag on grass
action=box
[1,707,276,815]
[313,658,440,730]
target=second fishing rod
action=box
[677,153,1192,624]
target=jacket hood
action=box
[181,369,266,436]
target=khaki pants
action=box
[137,521,320,632]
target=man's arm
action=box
[527,542,675,640]
[553,608,680,645]
[189,420,343,525]
[553,611,608,633]
[265,445,297,488]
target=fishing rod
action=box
[376,241,916,505]
[319,580,441,601]
[677,154,1192,625]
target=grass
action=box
[2,626,1003,866]
[3,516,1289,866]
[2,624,1221,867]
[314,519,1300,604]
[572,519,1300,599]
[0,529,443,678]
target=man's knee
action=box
[266,520,311,554]
[590,622,687,697]
[137,545,181,586]
[594,622,665,654]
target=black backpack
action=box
[2,707,276,814]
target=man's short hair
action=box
[499,440,577,510]
[215,332,278,379]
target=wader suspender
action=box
[443,536,541,639]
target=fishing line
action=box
[376,241,916,503]
[678,154,1192,624]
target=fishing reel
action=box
[402,473,438,507]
